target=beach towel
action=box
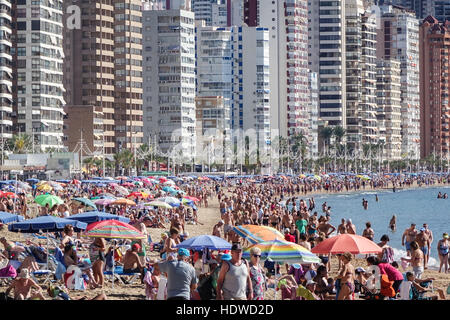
[55,261,66,280]
[0,265,16,278]
[156,275,167,300]
[398,280,412,300]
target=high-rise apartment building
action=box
[345,1,378,152]
[308,71,319,159]
[377,4,420,159]
[12,0,66,151]
[244,0,309,143]
[142,8,196,156]
[419,16,450,158]
[0,0,12,142]
[195,24,232,152]
[191,0,227,26]
[64,0,143,156]
[376,59,402,160]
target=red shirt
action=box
[285,234,296,243]
[378,263,403,281]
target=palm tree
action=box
[319,127,334,154]
[8,134,32,154]
[290,132,308,173]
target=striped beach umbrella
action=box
[232,225,285,245]
[242,240,321,264]
[84,219,145,240]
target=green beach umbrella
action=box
[34,194,64,208]
[72,197,98,210]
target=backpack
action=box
[197,275,216,300]
[381,247,394,264]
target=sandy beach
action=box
[1,181,449,301]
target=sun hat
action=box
[18,268,30,279]
[292,263,302,269]
[444,233,449,239]
[306,280,316,286]
[420,227,425,232]
[178,248,190,257]
[355,267,366,273]
[132,243,141,251]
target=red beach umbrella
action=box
[310,234,382,255]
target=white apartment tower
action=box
[231,26,271,158]
[377,5,421,159]
[376,59,402,160]
[245,0,309,142]
[13,0,65,151]
[0,0,12,141]
[142,8,196,156]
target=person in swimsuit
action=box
[362,222,374,241]
[5,269,46,300]
[89,237,106,288]
[335,252,355,300]
[389,215,396,232]
[402,223,417,257]
[437,233,449,273]
[163,228,180,260]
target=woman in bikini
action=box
[437,233,449,273]
[336,252,355,300]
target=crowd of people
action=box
[0,172,448,300]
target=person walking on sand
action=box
[401,241,424,279]
[335,252,355,300]
[216,243,253,300]
[437,233,449,273]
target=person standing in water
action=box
[375,194,378,202]
[389,215,396,232]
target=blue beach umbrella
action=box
[0,211,24,224]
[177,235,232,251]
[67,211,130,224]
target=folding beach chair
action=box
[104,266,141,288]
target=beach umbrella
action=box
[85,219,145,240]
[232,225,285,245]
[145,201,173,209]
[26,178,39,184]
[84,219,144,288]
[8,216,87,274]
[177,235,232,251]
[0,211,24,224]
[115,176,129,181]
[72,197,98,210]
[110,184,129,196]
[110,198,136,206]
[70,179,81,185]
[163,180,175,186]
[158,196,180,206]
[15,181,31,190]
[94,198,115,206]
[0,191,18,199]
[310,234,382,255]
[67,211,130,224]
[162,186,176,193]
[127,191,149,199]
[242,240,321,264]
[184,196,200,202]
[37,184,53,192]
[121,182,135,187]
[34,194,64,208]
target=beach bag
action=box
[381,247,394,264]
[447,284,450,295]
[64,265,86,291]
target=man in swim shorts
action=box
[402,223,418,257]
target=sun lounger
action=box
[104,266,141,286]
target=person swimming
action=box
[389,215,396,232]
[437,192,442,199]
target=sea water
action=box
[292,186,450,269]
